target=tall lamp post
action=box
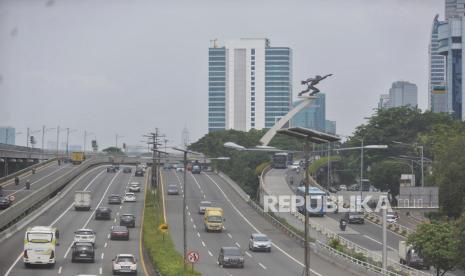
[276,127,340,276]
[393,141,426,187]
[66,128,77,158]
[172,147,200,271]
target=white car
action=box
[123,192,136,202]
[249,233,272,252]
[176,167,184,172]
[74,229,96,245]
[128,183,141,192]
[112,254,137,274]
[290,161,300,170]
[386,213,399,223]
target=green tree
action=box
[455,212,465,270]
[369,160,409,198]
[407,222,458,276]
[102,147,123,154]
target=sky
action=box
[0,0,444,150]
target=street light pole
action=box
[420,145,424,188]
[360,138,364,201]
[303,139,310,276]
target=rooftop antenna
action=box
[210,38,218,48]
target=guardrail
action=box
[0,156,111,232]
[218,170,404,276]
[0,158,57,186]
[364,212,413,237]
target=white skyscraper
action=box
[388,81,418,108]
[208,38,292,132]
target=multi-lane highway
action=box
[0,161,74,205]
[163,169,358,276]
[0,165,148,276]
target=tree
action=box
[102,147,123,154]
[407,222,458,276]
[369,160,409,200]
[456,212,465,270]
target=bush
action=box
[143,187,201,276]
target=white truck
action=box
[74,191,91,211]
[23,226,59,267]
[399,241,428,269]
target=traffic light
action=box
[123,143,126,151]
[30,136,35,145]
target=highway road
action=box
[0,161,74,205]
[0,165,148,276]
[163,169,360,276]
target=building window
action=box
[251,112,255,116]
[252,61,255,65]
[252,102,255,106]
[251,48,255,55]
[452,37,462,43]
[251,66,255,70]
[251,118,255,121]
[252,97,255,101]
[251,87,255,91]
[251,56,255,61]
[252,82,255,86]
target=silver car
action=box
[249,233,272,252]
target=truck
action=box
[71,151,85,165]
[399,241,428,269]
[23,226,59,268]
[74,191,91,211]
[204,207,224,232]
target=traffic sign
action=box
[186,251,200,264]
[158,223,168,233]
[8,195,15,202]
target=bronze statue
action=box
[299,74,333,96]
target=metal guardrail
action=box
[0,158,57,186]
[0,156,110,232]
[218,170,402,276]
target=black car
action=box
[107,166,117,173]
[123,167,132,173]
[114,164,120,170]
[135,169,144,177]
[108,194,122,205]
[345,212,365,224]
[120,214,136,228]
[71,242,95,263]
[218,247,244,268]
[95,207,112,220]
[110,225,129,240]
[0,196,11,210]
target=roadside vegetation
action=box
[143,187,201,276]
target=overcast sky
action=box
[0,0,443,150]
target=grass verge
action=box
[143,186,201,276]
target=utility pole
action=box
[420,145,424,187]
[66,128,70,158]
[26,127,30,148]
[360,138,364,202]
[42,125,45,154]
[56,126,60,157]
[303,139,310,276]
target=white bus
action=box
[23,226,59,268]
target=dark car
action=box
[108,194,122,205]
[135,169,144,177]
[114,164,120,170]
[167,185,179,195]
[110,225,129,240]
[123,167,132,173]
[0,196,11,210]
[95,207,112,220]
[120,214,136,228]
[107,166,117,173]
[345,212,365,224]
[71,242,95,263]
[218,247,244,268]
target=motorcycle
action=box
[339,219,347,231]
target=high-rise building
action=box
[446,0,465,19]
[291,93,325,132]
[378,94,391,109]
[437,16,465,119]
[429,15,448,113]
[325,120,336,134]
[208,38,292,132]
[388,81,418,108]
[0,127,15,145]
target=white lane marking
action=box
[202,241,206,247]
[227,233,232,239]
[107,234,110,239]
[190,218,193,223]
[197,232,200,238]
[116,212,119,216]
[259,262,267,270]
[104,242,108,248]
[58,266,62,274]
[235,242,241,248]
[188,211,191,216]
[186,205,189,210]
[363,235,396,251]
[193,224,196,229]
[245,251,252,258]
[114,218,117,223]
[4,167,107,276]
[208,250,213,257]
[64,171,121,258]
[6,165,69,196]
[203,194,206,198]
[99,267,103,275]
[203,173,323,276]
[190,173,207,198]
[120,205,122,209]
[101,253,104,259]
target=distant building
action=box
[68,145,82,152]
[291,93,325,132]
[0,127,15,145]
[388,81,418,108]
[428,15,447,113]
[445,0,465,19]
[378,94,391,109]
[208,38,292,132]
[325,120,336,134]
